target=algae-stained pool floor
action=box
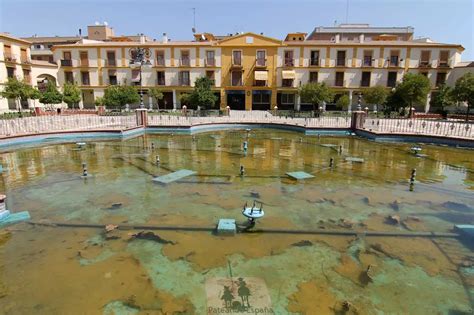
[0,129,473,314]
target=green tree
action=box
[62,82,81,109]
[430,85,454,116]
[103,85,140,111]
[298,82,334,111]
[94,96,105,107]
[397,73,431,116]
[39,81,63,108]
[148,87,164,110]
[188,77,217,110]
[0,78,35,112]
[451,72,474,121]
[178,93,191,107]
[336,94,350,110]
[384,88,408,117]
[363,86,388,110]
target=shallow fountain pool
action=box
[0,129,473,314]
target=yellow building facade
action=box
[50,30,465,112]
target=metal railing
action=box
[361,118,473,139]
[147,110,351,129]
[0,115,137,137]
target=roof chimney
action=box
[162,33,168,43]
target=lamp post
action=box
[357,92,362,111]
[129,47,152,109]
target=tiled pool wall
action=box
[0,124,472,150]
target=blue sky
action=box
[1,0,473,60]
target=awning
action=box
[282,70,295,79]
[131,70,140,82]
[254,71,268,81]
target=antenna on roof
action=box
[192,8,196,33]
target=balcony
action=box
[284,59,294,67]
[105,59,117,66]
[336,59,346,67]
[310,58,320,66]
[157,78,166,86]
[419,61,432,68]
[21,57,31,64]
[179,79,190,86]
[61,59,73,67]
[4,53,17,63]
[362,57,373,67]
[438,61,450,68]
[156,57,165,66]
[180,58,190,67]
[388,58,399,67]
[205,58,216,67]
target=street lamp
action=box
[129,47,152,109]
[357,92,363,111]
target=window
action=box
[363,50,373,66]
[81,72,90,85]
[335,72,344,86]
[20,49,28,63]
[387,72,397,87]
[179,71,190,85]
[310,50,320,66]
[309,72,318,83]
[232,51,242,66]
[281,93,295,105]
[65,71,74,83]
[61,51,72,66]
[282,79,293,87]
[157,71,165,85]
[389,51,399,67]
[361,72,371,87]
[180,50,190,66]
[206,71,215,85]
[80,51,88,66]
[436,72,447,86]
[106,51,116,66]
[439,51,449,67]
[253,91,270,104]
[4,45,14,61]
[108,70,117,85]
[256,50,266,67]
[420,50,431,67]
[231,71,242,86]
[156,50,165,66]
[35,44,41,49]
[420,72,428,77]
[23,69,31,83]
[336,51,346,66]
[206,50,215,66]
[131,69,140,85]
[284,50,294,66]
[6,67,15,78]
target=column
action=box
[425,92,431,113]
[348,90,353,112]
[172,89,177,109]
[296,94,301,111]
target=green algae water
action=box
[0,129,473,314]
